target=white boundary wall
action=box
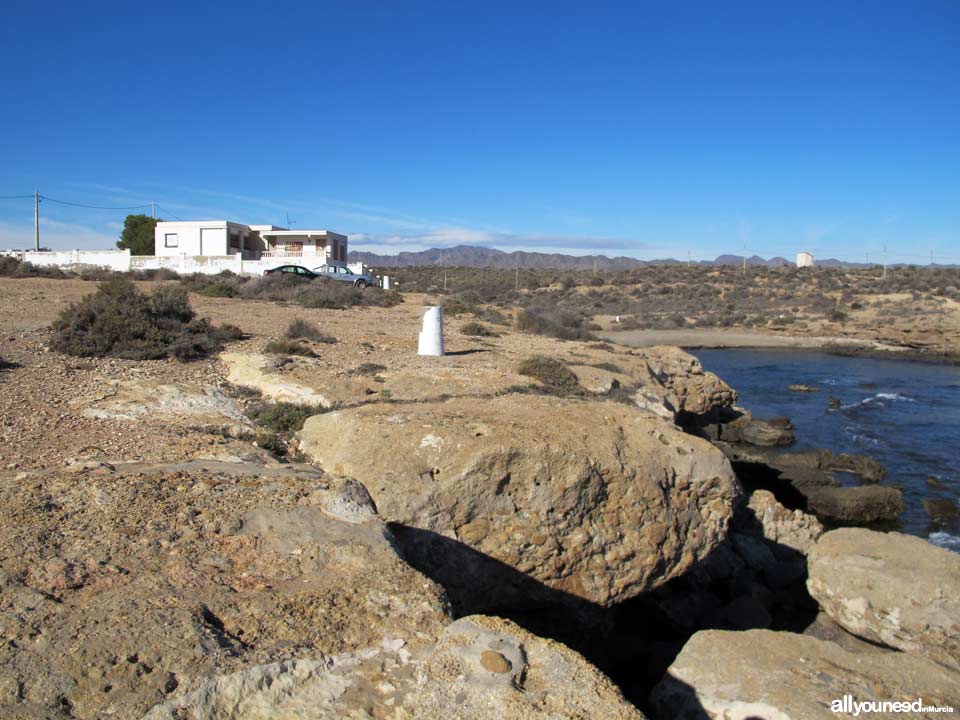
[23,249,133,271]
[15,249,336,277]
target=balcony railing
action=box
[260,249,304,258]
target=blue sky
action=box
[1,1,957,262]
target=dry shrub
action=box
[285,318,337,343]
[515,356,582,395]
[51,278,235,360]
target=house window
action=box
[164,233,179,248]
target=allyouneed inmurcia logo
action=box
[831,695,956,715]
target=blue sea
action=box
[691,349,960,552]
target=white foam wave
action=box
[841,392,915,410]
[928,532,960,552]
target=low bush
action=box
[285,318,337,343]
[0,257,69,279]
[348,362,387,376]
[461,321,499,337]
[240,274,402,310]
[249,401,323,433]
[263,339,317,357]
[180,272,247,298]
[50,278,236,360]
[515,355,582,395]
[213,324,245,342]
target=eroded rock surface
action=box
[76,380,250,425]
[416,615,644,719]
[300,393,740,610]
[807,528,960,670]
[0,463,449,719]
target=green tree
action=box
[117,214,161,255]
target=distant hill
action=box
[349,245,798,270]
[348,245,954,270]
[348,245,650,270]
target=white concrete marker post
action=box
[382,275,391,290]
[418,306,445,356]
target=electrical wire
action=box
[0,194,34,199]
[40,195,152,210]
[155,205,184,221]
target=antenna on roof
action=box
[286,211,296,229]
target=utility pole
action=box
[34,191,40,251]
[741,242,747,276]
[151,201,156,219]
[515,254,520,291]
[882,244,887,280]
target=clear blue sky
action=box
[1,1,957,262]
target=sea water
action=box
[691,348,960,552]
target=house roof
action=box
[259,230,334,238]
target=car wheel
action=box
[355,280,367,288]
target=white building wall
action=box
[24,249,132,271]
[796,252,814,268]
[156,222,232,257]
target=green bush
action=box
[50,278,234,361]
[515,356,582,395]
[263,339,317,357]
[285,318,337,343]
[249,401,323,433]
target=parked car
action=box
[312,265,376,288]
[263,265,320,278]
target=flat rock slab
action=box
[807,528,960,670]
[299,393,740,609]
[651,629,960,720]
[415,615,644,719]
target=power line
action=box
[0,194,34,199]
[39,195,152,210]
[155,205,184,221]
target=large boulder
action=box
[807,528,960,670]
[744,489,823,557]
[299,393,741,610]
[638,346,736,421]
[0,463,450,720]
[650,629,960,720]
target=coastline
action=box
[600,328,960,364]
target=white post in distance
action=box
[418,306,445,356]
[382,275,391,290]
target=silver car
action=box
[313,265,376,288]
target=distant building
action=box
[796,251,814,268]
[154,220,348,266]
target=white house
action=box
[796,251,814,268]
[154,220,348,266]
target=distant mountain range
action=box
[348,245,877,270]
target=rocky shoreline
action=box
[0,283,957,719]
